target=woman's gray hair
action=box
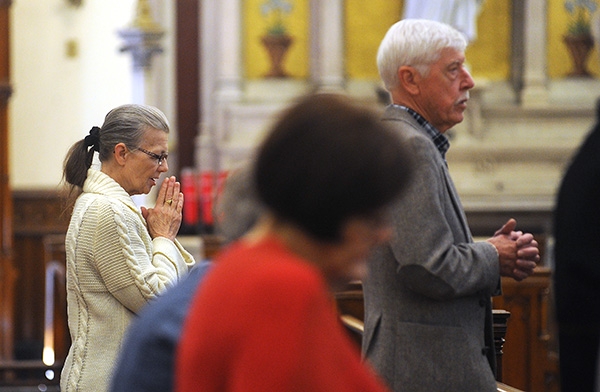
[377,19,467,91]
[63,104,170,191]
[97,104,170,162]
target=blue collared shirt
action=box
[393,104,450,160]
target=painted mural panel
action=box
[244,0,309,79]
[243,0,600,82]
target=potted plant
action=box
[563,0,598,76]
[260,0,294,78]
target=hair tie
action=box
[84,126,101,152]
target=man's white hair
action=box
[377,19,467,91]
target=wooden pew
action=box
[335,281,523,392]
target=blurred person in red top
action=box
[175,93,414,391]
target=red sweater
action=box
[176,235,389,392]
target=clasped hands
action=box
[487,218,540,282]
[141,176,184,241]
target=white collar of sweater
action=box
[82,169,141,213]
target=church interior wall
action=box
[8,0,174,191]
[7,0,600,208]
[202,2,597,228]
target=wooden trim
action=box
[497,382,525,392]
[12,190,71,235]
[175,0,200,174]
[0,0,14,362]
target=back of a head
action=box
[254,93,412,242]
[377,18,467,90]
[214,165,264,244]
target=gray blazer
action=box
[362,106,500,392]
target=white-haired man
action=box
[362,19,540,392]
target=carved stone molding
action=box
[118,0,165,70]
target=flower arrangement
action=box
[565,0,598,36]
[261,0,293,36]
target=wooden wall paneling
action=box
[42,234,68,366]
[0,0,16,363]
[492,268,560,392]
[12,235,45,357]
[11,191,70,365]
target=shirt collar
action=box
[392,104,450,159]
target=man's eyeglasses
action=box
[136,147,168,166]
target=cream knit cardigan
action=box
[60,169,195,392]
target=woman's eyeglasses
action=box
[136,147,168,166]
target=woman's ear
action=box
[113,143,129,166]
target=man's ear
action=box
[113,143,129,166]
[398,65,420,95]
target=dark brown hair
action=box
[254,93,413,242]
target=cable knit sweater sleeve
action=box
[91,197,195,314]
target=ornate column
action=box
[213,0,243,103]
[516,0,549,107]
[118,0,165,206]
[118,0,165,104]
[199,0,243,175]
[0,0,17,362]
[310,0,345,91]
